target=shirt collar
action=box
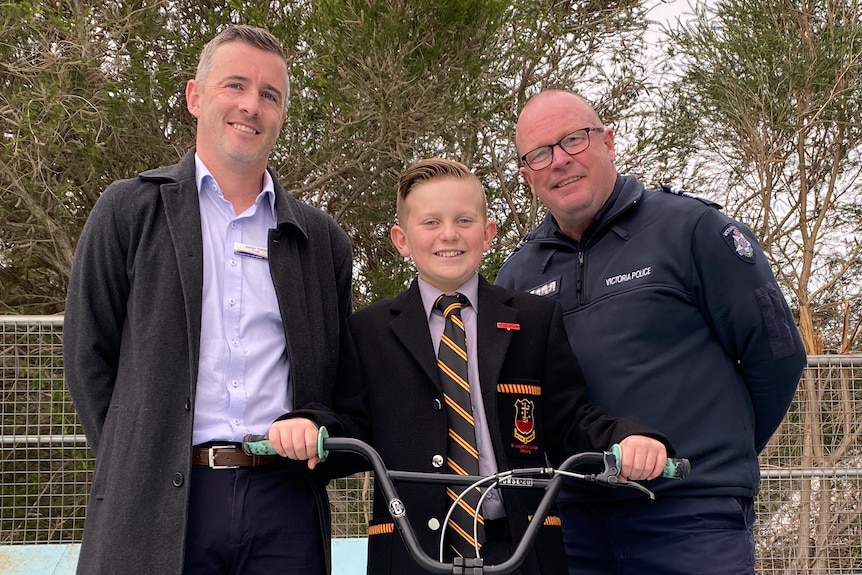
[194,153,276,218]
[418,273,480,319]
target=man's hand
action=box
[267,418,321,469]
[617,435,668,481]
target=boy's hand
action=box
[617,435,668,481]
[267,418,321,469]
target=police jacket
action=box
[496,174,806,501]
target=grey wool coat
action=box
[63,149,353,574]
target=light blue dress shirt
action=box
[192,155,291,446]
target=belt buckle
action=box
[208,445,240,469]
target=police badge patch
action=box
[721,223,756,263]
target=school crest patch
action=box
[497,383,542,458]
[721,224,755,263]
[514,399,536,444]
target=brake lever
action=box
[588,451,656,501]
[594,451,622,485]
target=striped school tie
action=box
[435,293,484,557]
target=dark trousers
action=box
[560,496,755,575]
[184,462,325,575]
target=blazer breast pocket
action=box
[496,380,545,461]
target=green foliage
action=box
[0,1,190,312]
[0,0,307,313]
[0,0,656,313]
[283,0,510,304]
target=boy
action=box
[270,158,671,574]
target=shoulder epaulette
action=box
[658,183,722,209]
[501,239,527,265]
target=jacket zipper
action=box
[577,250,586,305]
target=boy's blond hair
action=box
[396,158,486,221]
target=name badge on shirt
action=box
[234,242,268,260]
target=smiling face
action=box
[516,91,618,240]
[391,175,496,294]
[185,40,288,176]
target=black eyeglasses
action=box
[520,127,605,170]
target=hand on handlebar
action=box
[267,418,321,469]
[615,435,668,481]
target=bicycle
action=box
[244,428,689,575]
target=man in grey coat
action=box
[63,25,352,574]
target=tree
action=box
[277,0,653,306]
[0,0,198,313]
[657,0,862,354]
[275,0,512,306]
[657,1,862,571]
[1,0,657,312]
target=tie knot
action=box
[435,293,469,318]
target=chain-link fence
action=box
[2,316,861,573]
[756,355,862,573]
[0,316,372,544]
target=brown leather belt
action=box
[192,444,280,469]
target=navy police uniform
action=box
[495,174,806,574]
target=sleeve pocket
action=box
[755,283,797,360]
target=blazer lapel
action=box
[476,278,519,408]
[390,281,441,389]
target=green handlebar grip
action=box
[663,457,691,479]
[243,434,277,456]
[611,444,690,480]
[317,426,330,462]
[242,426,330,460]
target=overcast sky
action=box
[647,0,696,22]
[644,0,702,50]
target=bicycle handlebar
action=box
[243,426,689,481]
[242,428,690,575]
